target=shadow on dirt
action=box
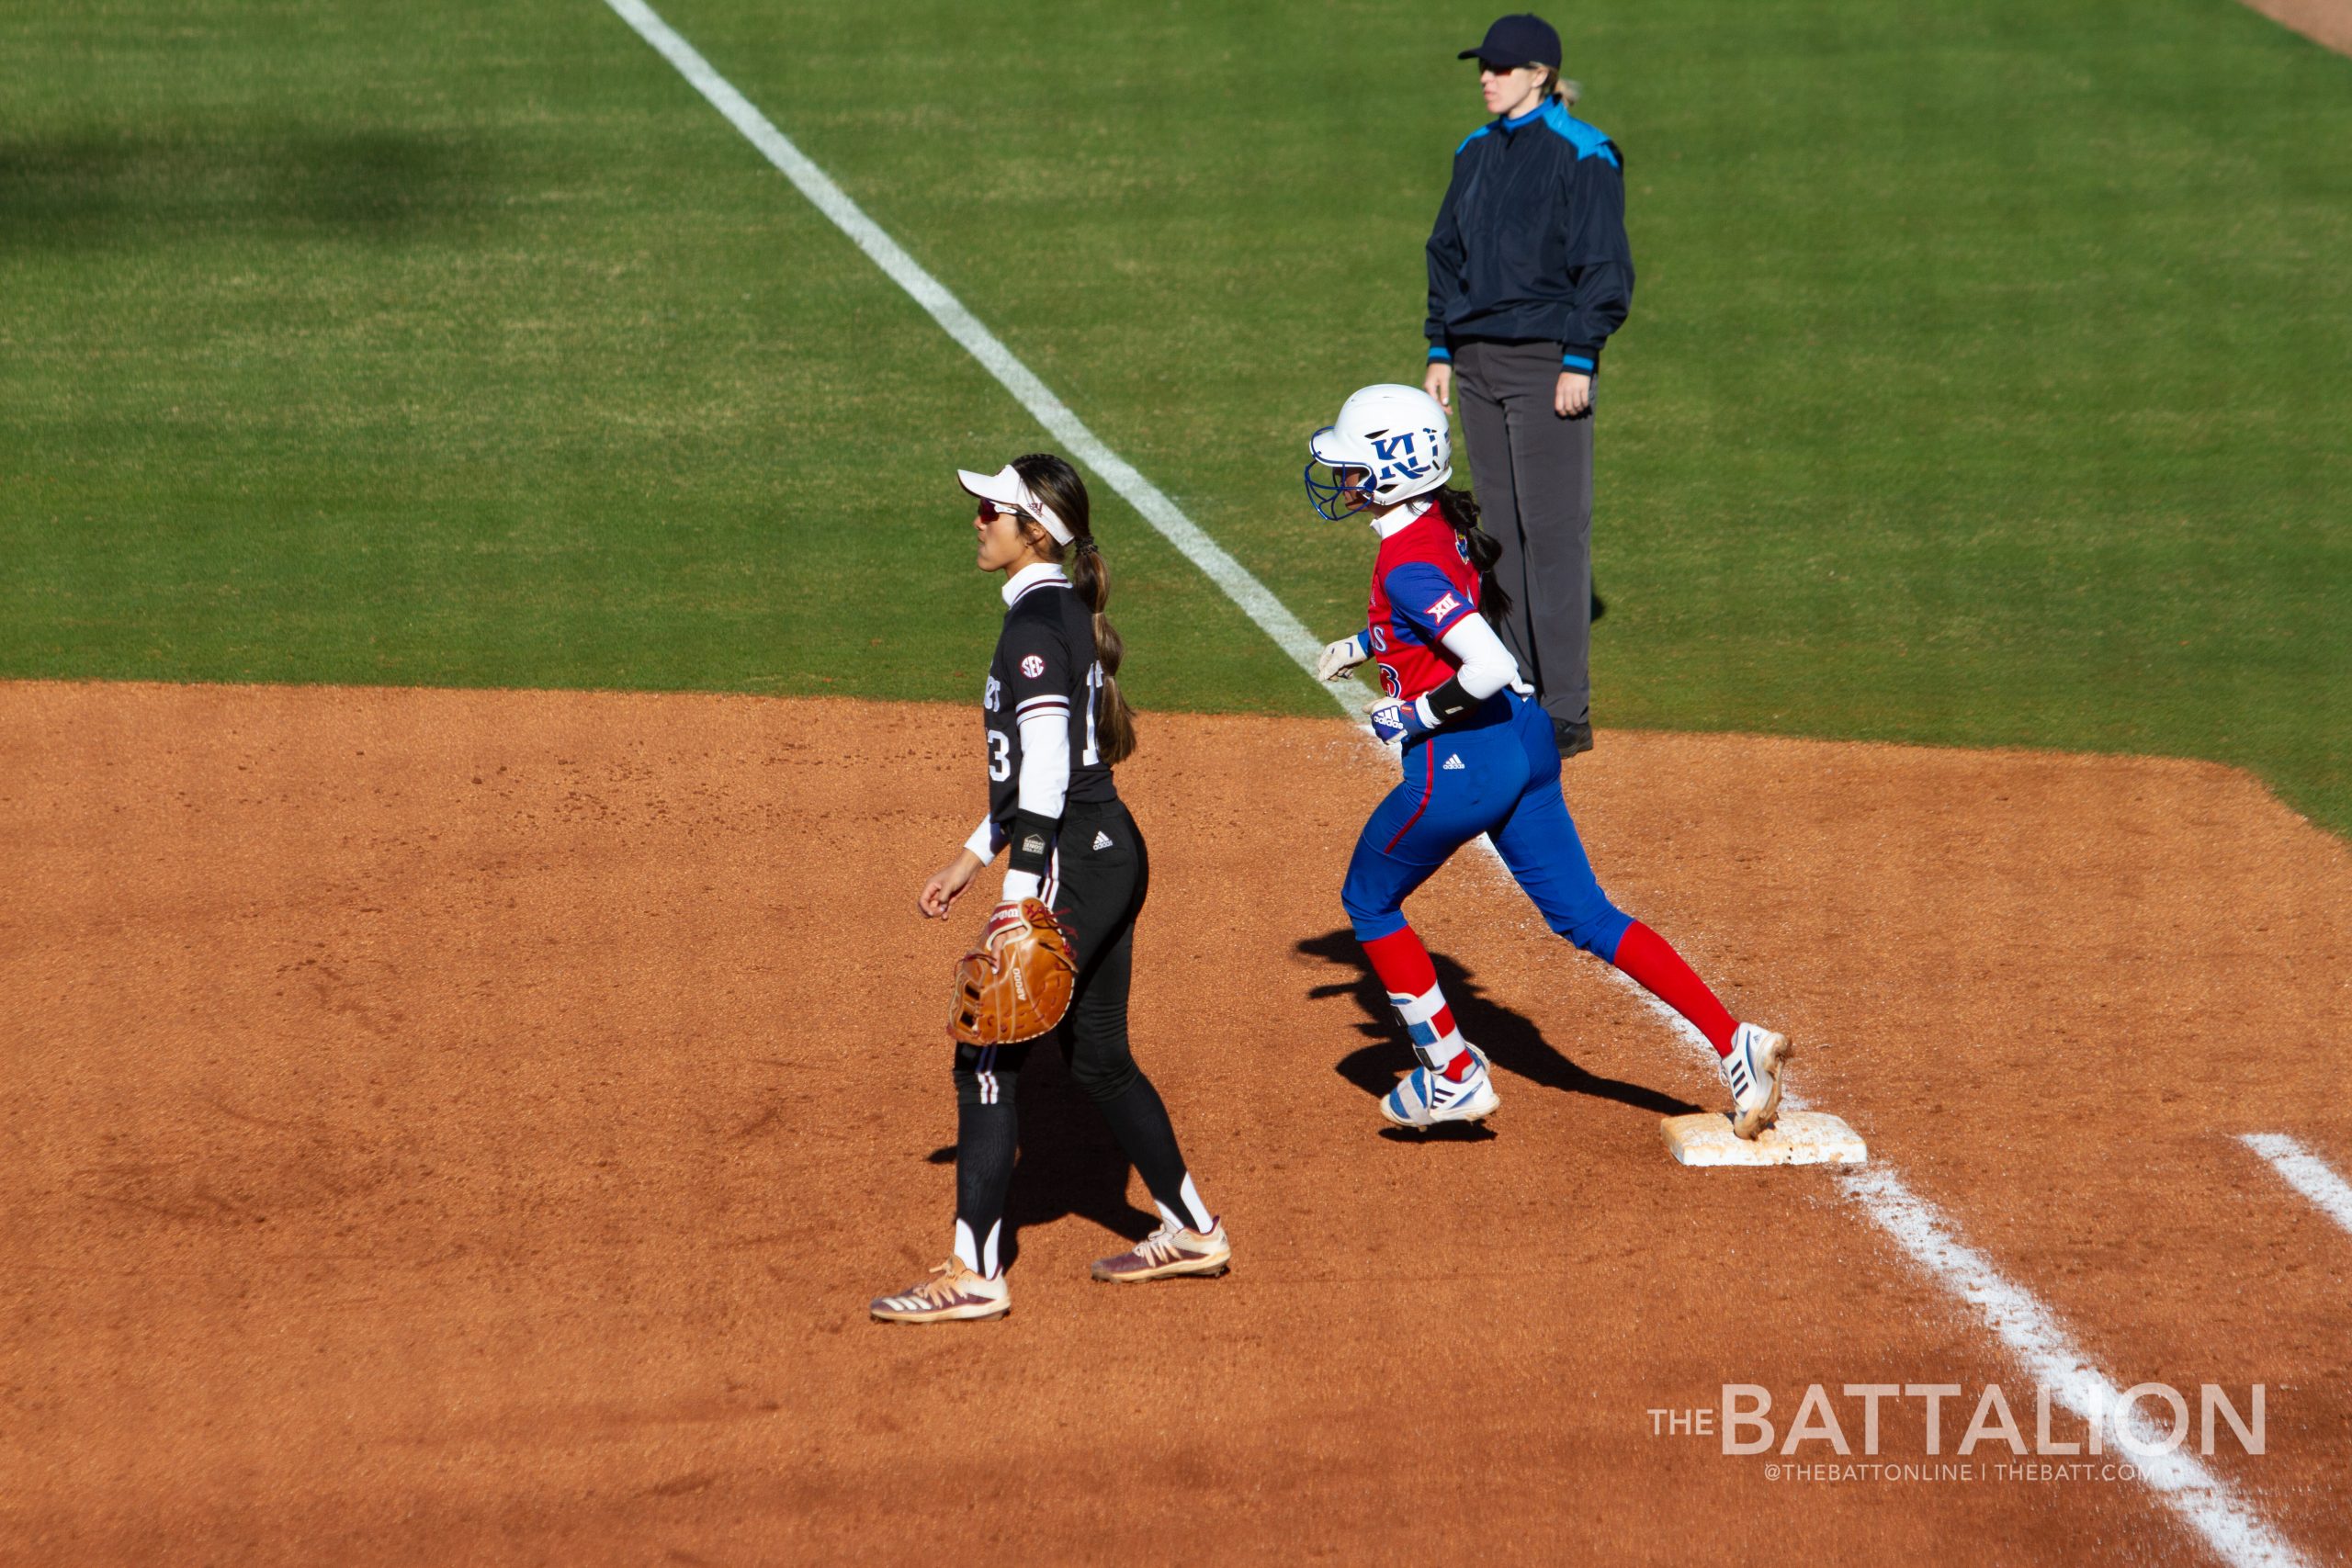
[923,1044,1158,1270]
[1295,928,1702,1132]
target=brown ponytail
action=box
[1431,485,1511,619]
[1012,453,1138,764]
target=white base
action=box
[1661,1111,1867,1168]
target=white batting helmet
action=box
[1305,383,1453,519]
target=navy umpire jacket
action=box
[1424,98,1634,377]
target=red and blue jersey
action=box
[1365,503,1483,703]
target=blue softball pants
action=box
[1340,690,1633,960]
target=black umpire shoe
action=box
[1555,716,1593,759]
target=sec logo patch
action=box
[1020,654,1045,678]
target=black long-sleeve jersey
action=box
[985,568,1118,846]
[1425,99,1634,376]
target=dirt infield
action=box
[3,681,2346,1565]
[2238,0,2352,55]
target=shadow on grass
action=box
[1295,927,1701,1137]
[0,124,501,250]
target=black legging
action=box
[950,802,1193,1274]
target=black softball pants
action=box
[950,801,1193,1273]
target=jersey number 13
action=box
[988,660,1106,781]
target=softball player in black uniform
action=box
[870,454,1229,1324]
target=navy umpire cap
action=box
[1458,14,1561,69]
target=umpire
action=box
[1422,13,1632,759]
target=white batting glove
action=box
[1317,632,1370,682]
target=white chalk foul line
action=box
[598,0,1366,721]
[601,10,2310,1564]
[1563,948,2310,1566]
[1842,1164,2312,1568]
[2241,1134,2352,1239]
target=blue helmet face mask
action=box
[1304,435,1374,521]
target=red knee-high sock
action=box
[1361,927,1473,1079]
[1361,927,1437,998]
[1610,921,1737,1055]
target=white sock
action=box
[1154,1173,1216,1235]
[954,1219,1002,1278]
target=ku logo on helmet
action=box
[1301,384,1453,521]
[1371,430,1430,483]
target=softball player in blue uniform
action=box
[1305,385,1792,1135]
[870,455,1228,1324]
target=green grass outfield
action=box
[5,0,2349,829]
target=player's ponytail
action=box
[1431,485,1511,619]
[1013,453,1138,765]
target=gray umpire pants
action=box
[1453,338,1594,751]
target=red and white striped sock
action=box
[1361,927,1474,1079]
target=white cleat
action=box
[1721,1023,1793,1140]
[869,1259,1011,1324]
[1091,1218,1233,1282]
[1381,1045,1501,1129]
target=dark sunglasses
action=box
[976,501,1030,525]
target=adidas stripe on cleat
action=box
[869,1259,1011,1324]
[1091,1219,1232,1282]
[1381,1045,1500,1129]
[1720,1023,1793,1141]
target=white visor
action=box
[956,464,1072,546]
